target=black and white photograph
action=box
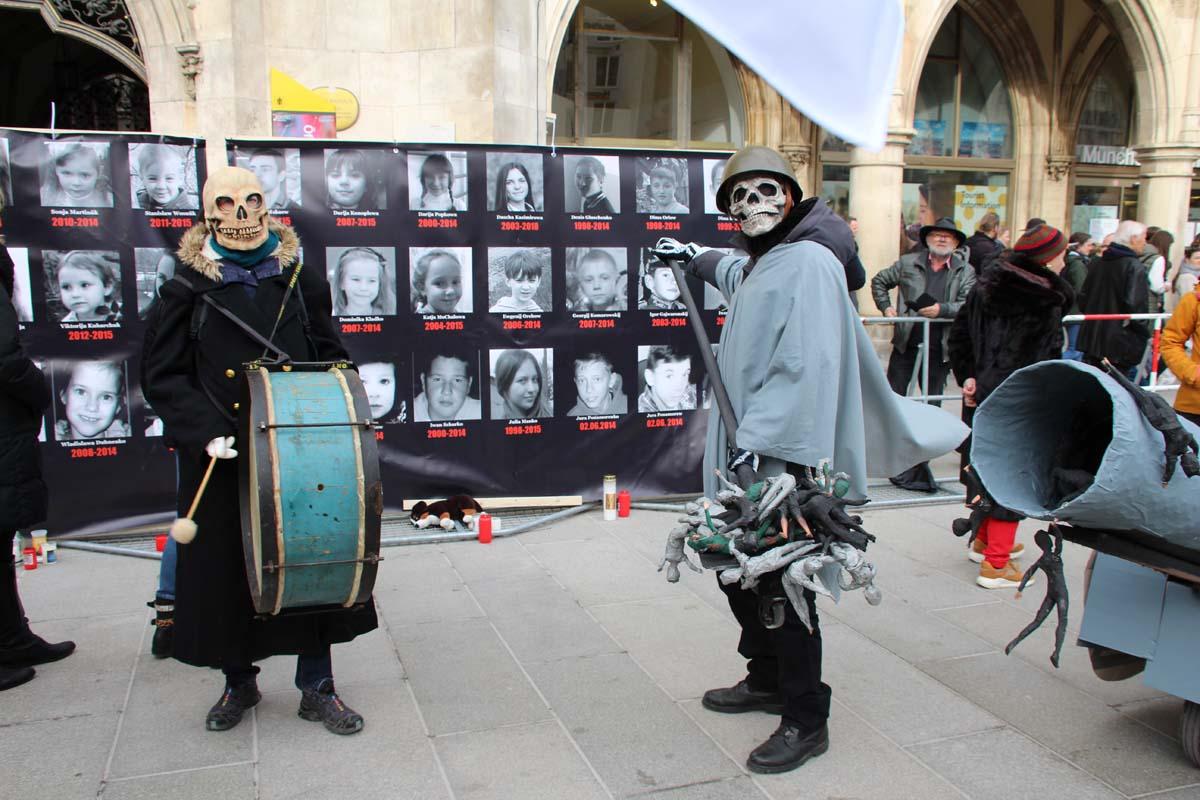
[703,158,728,215]
[410,246,472,314]
[42,250,123,323]
[0,137,12,210]
[487,247,551,313]
[134,248,176,319]
[233,146,302,211]
[489,348,554,420]
[564,247,627,312]
[634,157,689,214]
[413,348,482,422]
[408,150,469,211]
[565,349,629,417]
[702,248,737,310]
[324,148,387,211]
[38,140,114,208]
[637,247,685,311]
[128,142,199,210]
[637,344,697,413]
[359,360,407,424]
[326,246,397,316]
[8,247,33,323]
[51,359,131,442]
[487,152,544,212]
[563,154,620,214]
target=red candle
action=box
[617,490,631,517]
[477,513,493,544]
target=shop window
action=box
[909,8,1013,159]
[902,168,1010,238]
[551,0,744,148]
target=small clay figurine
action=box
[1004,528,1069,667]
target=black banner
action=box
[6,128,741,534]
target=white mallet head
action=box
[170,517,197,544]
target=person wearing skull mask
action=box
[654,146,966,774]
[141,167,377,736]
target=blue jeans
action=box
[156,536,177,600]
[1063,323,1083,361]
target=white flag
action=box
[669,0,904,150]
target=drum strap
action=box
[172,275,292,361]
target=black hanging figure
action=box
[1004,528,1068,667]
[1102,358,1200,486]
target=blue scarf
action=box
[210,231,280,268]
[219,257,282,289]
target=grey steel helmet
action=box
[715,145,803,215]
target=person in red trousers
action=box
[948,224,1075,588]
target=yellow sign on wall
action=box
[954,184,1008,234]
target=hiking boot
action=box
[205,682,261,732]
[298,679,364,735]
[0,665,35,691]
[147,596,174,659]
[746,722,829,774]
[976,560,1031,590]
[969,540,1025,564]
[701,679,784,715]
[0,631,76,668]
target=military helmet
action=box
[715,145,803,216]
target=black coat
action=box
[142,223,376,669]
[948,252,1074,404]
[0,244,49,531]
[1075,243,1150,370]
[965,231,1002,274]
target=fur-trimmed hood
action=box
[975,251,1073,316]
[175,218,300,281]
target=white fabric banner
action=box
[668,0,904,150]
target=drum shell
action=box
[239,366,382,615]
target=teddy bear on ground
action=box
[410,495,485,530]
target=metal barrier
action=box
[1061,312,1174,392]
[860,315,956,403]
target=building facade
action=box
[3,0,1198,277]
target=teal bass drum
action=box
[238,365,383,615]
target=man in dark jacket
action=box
[1076,220,1150,378]
[142,168,376,734]
[1061,233,1092,359]
[948,224,1074,588]
[964,211,1004,273]
[0,241,76,690]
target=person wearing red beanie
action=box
[948,224,1074,588]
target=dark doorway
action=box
[0,8,149,131]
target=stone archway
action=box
[0,0,146,78]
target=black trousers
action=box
[886,345,950,405]
[0,543,28,644]
[718,576,831,732]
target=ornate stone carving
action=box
[778,144,813,178]
[60,73,149,131]
[1045,155,1073,182]
[49,0,141,56]
[177,44,203,101]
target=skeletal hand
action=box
[652,237,708,264]
[205,436,238,460]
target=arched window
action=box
[900,7,1015,236]
[1072,45,1139,239]
[550,0,744,148]
[1077,46,1134,149]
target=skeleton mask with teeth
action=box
[728,175,789,237]
[203,166,270,251]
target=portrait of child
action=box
[326,246,397,317]
[703,158,727,215]
[488,248,551,313]
[324,148,387,211]
[235,147,302,211]
[39,141,114,208]
[486,152,543,212]
[563,154,620,215]
[43,250,123,323]
[565,247,627,312]
[359,360,406,424]
[635,157,689,214]
[134,248,176,320]
[409,151,469,211]
[637,345,696,413]
[637,249,684,311]
[567,351,628,416]
[410,247,472,314]
[414,349,481,422]
[52,359,131,442]
[489,348,553,420]
[129,143,199,210]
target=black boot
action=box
[701,679,784,715]
[746,722,829,774]
[146,595,174,659]
[0,631,75,668]
[206,681,261,732]
[0,665,35,691]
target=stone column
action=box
[1134,144,1200,247]
[849,130,912,293]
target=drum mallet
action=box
[170,455,218,544]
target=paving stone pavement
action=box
[4,505,1199,799]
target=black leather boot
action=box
[147,595,174,659]
[701,679,784,715]
[0,631,75,668]
[746,722,829,774]
[0,665,34,691]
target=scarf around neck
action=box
[210,231,280,268]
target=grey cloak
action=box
[702,239,968,500]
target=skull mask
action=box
[727,175,789,238]
[203,166,269,251]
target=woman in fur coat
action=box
[948,224,1074,589]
